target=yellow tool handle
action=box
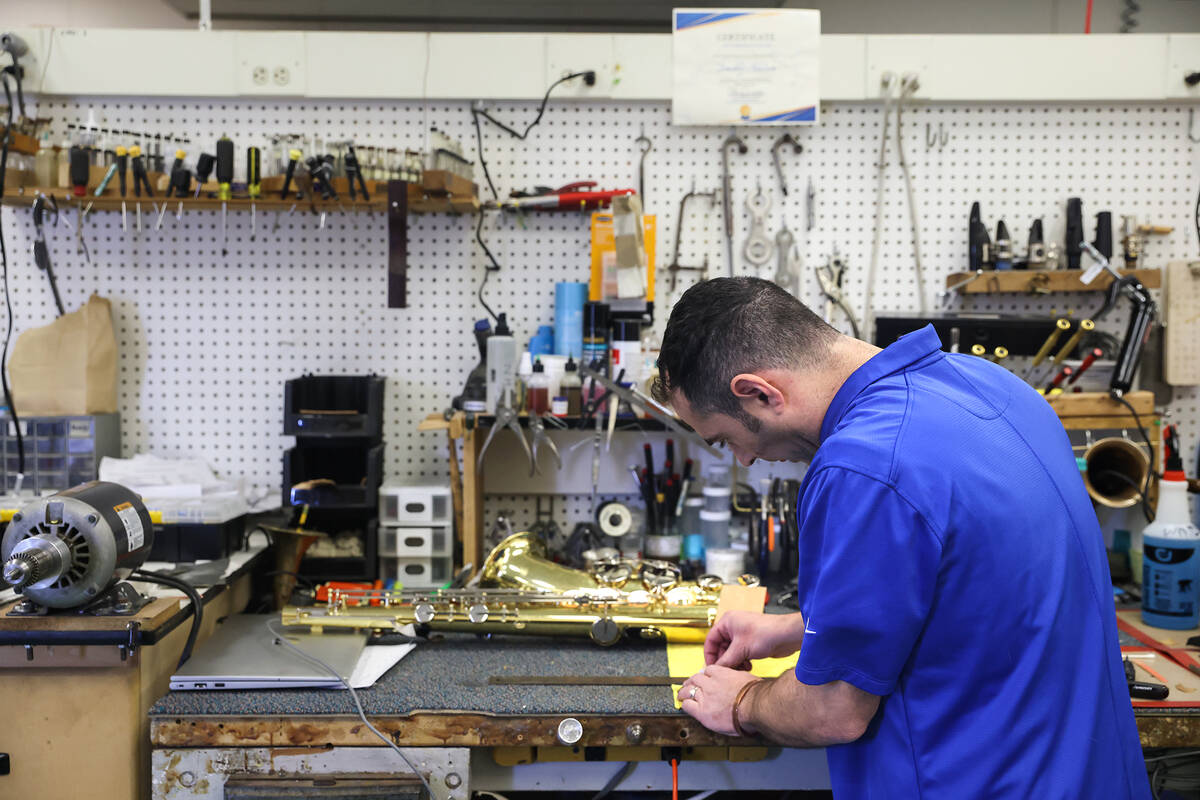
[1052,319,1095,365]
[1031,318,1071,367]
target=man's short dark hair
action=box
[652,277,838,428]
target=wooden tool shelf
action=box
[945,268,1161,295]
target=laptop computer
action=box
[170,614,368,691]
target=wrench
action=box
[743,188,774,267]
[774,227,802,295]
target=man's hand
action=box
[677,665,761,736]
[704,610,806,669]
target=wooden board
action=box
[1047,390,1155,417]
[945,268,1161,294]
[0,596,177,633]
[1165,260,1200,385]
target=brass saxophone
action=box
[281,532,730,645]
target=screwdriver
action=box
[116,145,129,231]
[247,146,261,241]
[170,167,192,223]
[1022,318,1071,380]
[193,153,215,198]
[216,135,234,256]
[69,146,90,197]
[130,145,156,232]
[1042,365,1073,395]
[280,148,301,199]
[156,149,187,229]
[1067,347,1105,386]
[83,161,119,218]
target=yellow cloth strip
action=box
[667,641,800,709]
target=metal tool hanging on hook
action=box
[635,128,652,205]
[528,413,565,477]
[666,182,718,292]
[925,122,949,151]
[816,251,860,339]
[773,226,802,296]
[743,184,774,268]
[771,133,803,195]
[720,131,748,277]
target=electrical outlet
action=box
[252,66,268,86]
[273,67,290,86]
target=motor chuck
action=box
[1,482,154,609]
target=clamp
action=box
[476,399,534,472]
[578,367,723,458]
[815,252,860,339]
[528,414,564,477]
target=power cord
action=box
[1112,393,1159,523]
[132,569,204,669]
[475,210,501,322]
[0,62,25,483]
[470,70,596,202]
[264,618,435,798]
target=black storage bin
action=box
[283,443,384,509]
[284,375,385,439]
[149,515,246,563]
[297,511,379,582]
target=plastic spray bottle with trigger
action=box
[1142,425,1200,629]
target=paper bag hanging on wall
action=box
[9,294,118,415]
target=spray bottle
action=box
[455,319,491,412]
[1142,425,1200,629]
[486,313,518,413]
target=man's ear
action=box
[730,373,785,410]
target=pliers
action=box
[476,401,533,472]
[528,413,564,477]
[815,253,860,339]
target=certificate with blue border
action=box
[672,8,821,126]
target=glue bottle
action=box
[486,313,517,413]
[1142,425,1200,630]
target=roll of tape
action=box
[597,501,634,538]
[705,548,745,584]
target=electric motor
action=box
[1,482,154,609]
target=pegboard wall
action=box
[3,95,1198,530]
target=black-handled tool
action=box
[216,136,234,256]
[115,145,129,230]
[129,145,156,232]
[280,148,301,199]
[247,146,261,240]
[193,153,215,198]
[69,146,89,197]
[1065,198,1083,269]
[31,194,66,316]
[345,144,370,202]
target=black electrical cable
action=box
[1112,393,1159,523]
[0,70,25,478]
[590,761,635,800]
[475,210,501,323]
[471,70,595,203]
[132,569,204,668]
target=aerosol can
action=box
[1142,426,1200,630]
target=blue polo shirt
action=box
[795,326,1148,799]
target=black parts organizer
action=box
[282,374,385,581]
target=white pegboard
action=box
[2,96,1199,528]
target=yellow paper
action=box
[667,642,800,709]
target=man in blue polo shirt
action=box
[657,278,1148,798]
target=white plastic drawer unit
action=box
[379,526,450,558]
[380,556,452,589]
[379,483,451,525]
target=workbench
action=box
[0,547,266,800]
[147,623,1200,798]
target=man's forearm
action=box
[742,673,878,747]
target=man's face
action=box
[670,390,819,467]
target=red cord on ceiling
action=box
[672,758,679,800]
[1085,0,1094,33]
